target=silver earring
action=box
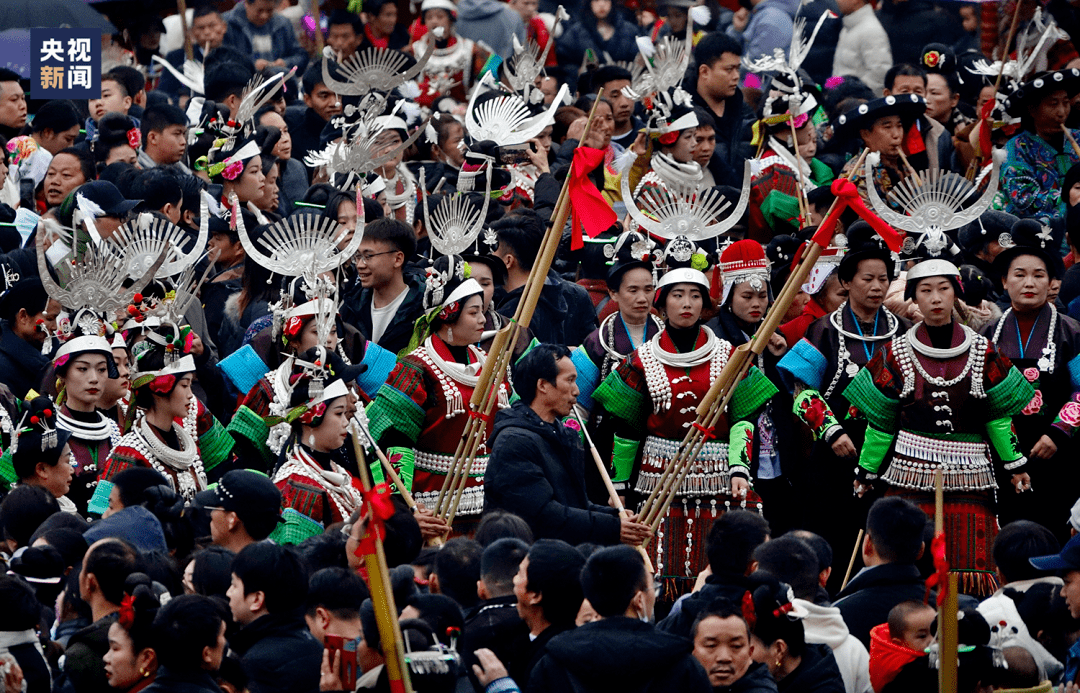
[307,433,316,448]
[447,326,453,342]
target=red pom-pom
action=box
[30,415,39,425]
[127,305,139,316]
[133,293,143,303]
[35,318,44,325]
[314,360,322,367]
[227,120,236,127]
[43,409,52,417]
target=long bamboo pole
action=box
[935,468,958,693]
[177,0,193,62]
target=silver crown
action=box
[421,166,492,257]
[464,72,569,147]
[320,41,435,97]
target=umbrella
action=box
[0,0,117,32]
[0,29,32,78]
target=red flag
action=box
[903,121,925,156]
[924,531,949,606]
[568,146,617,251]
[812,178,904,252]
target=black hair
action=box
[84,538,142,606]
[365,0,397,14]
[177,173,205,220]
[98,161,140,195]
[995,520,1060,584]
[404,593,465,648]
[433,538,483,609]
[107,66,145,100]
[581,545,648,618]
[590,65,633,92]
[151,594,227,672]
[525,539,585,627]
[884,64,928,92]
[430,115,463,151]
[193,4,222,20]
[887,600,935,641]
[31,100,80,135]
[141,104,187,146]
[512,343,571,405]
[0,68,21,84]
[690,598,748,640]
[480,538,529,596]
[91,113,140,166]
[204,60,255,103]
[752,535,819,601]
[188,546,236,598]
[38,527,89,569]
[790,530,833,576]
[302,62,328,97]
[0,575,40,631]
[306,567,370,619]
[866,496,928,564]
[1,485,59,549]
[52,146,96,185]
[100,73,129,99]
[693,32,742,70]
[693,107,717,132]
[328,9,364,34]
[132,168,183,211]
[232,542,310,615]
[491,209,544,271]
[364,216,417,258]
[750,577,806,657]
[705,510,770,576]
[0,277,47,324]
[296,531,349,573]
[475,510,534,547]
[120,572,163,653]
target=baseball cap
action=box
[195,470,283,530]
[1029,533,1080,572]
[76,181,141,217]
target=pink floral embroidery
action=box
[1023,367,1040,383]
[564,418,581,432]
[1022,389,1043,416]
[1060,402,1080,428]
[299,401,327,425]
[222,159,244,181]
[148,374,176,394]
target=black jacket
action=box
[486,401,621,545]
[657,573,756,639]
[285,105,333,179]
[141,667,224,693]
[57,614,116,693]
[340,273,425,357]
[716,662,778,693]
[463,595,528,691]
[507,623,570,690]
[683,73,754,189]
[528,617,712,693]
[495,271,598,347]
[0,324,50,398]
[777,644,845,693]
[228,613,323,693]
[833,564,926,649]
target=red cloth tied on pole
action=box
[903,121,926,156]
[924,531,949,606]
[352,483,396,558]
[812,178,904,252]
[568,146,617,251]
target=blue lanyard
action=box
[1015,314,1041,359]
[850,305,879,361]
[620,314,644,350]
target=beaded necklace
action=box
[991,307,1057,372]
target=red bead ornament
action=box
[30,416,39,424]
[133,293,143,303]
[43,409,52,417]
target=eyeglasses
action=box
[355,250,398,265]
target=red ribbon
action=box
[924,530,949,606]
[691,422,716,441]
[118,593,136,629]
[741,590,756,631]
[352,483,396,558]
[568,146,617,251]
[976,99,995,158]
[812,178,904,252]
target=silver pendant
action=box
[1038,357,1051,371]
[846,363,860,377]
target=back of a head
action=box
[866,497,928,564]
[581,545,647,618]
[491,211,544,271]
[753,535,819,601]
[232,542,309,614]
[791,530,833,577]
[31,100,79,134]
[0,277,47,326]
[405,593,465,647]
[994,520,1060,584]
[112,467,171,508]
[433,538,483,609]
[526,539,586,627]
[132,168,183,210]
[1,486,60,549]
[474,510,534,546]
[189,546,235,598]
[749,574,806,657]
[107,66,145,99]
[706,510,770,577]
[480,538,529,597]
[0,574,41,631]
[152,594,226,673]
[84,538,142,606]
[365,217,417,259]
[307,566,370,619]
[204,60,256,102]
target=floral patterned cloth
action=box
[1001,129,1080,219]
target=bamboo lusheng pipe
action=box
[636,149,869,537]
[1063,126,1080,159]
[840,529,864,592]
[787,115,810,229]
[431,93,607,532]
[351,426,414,693]
[177,0,193,62]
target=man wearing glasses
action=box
[194,469,283,553]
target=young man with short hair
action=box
[87,74,135,141]
[327,10,364,61]
[687,32,753,188]
[590,65,642,151]
[159,5,229,100]
[138,104,190,173]
[303,567,370,644]
[486,343,651,545]
[223,0,309,72]
[462,538,530,676]
[531,546,712,693]
[194,469,282,554]
[286,63,342,177]
[227,542,323,693]
[341,217,424,355]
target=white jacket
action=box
[795,598,873,693]
[832,4,893,95]
[977,578,1065,683]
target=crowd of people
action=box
[2,0,1080,691]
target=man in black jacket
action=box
[485,344,651,546]
[833,497,930,648]
[0,278,56,399]
[226,543,323,693]
[530,546,712,693]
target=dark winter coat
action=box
[528,617,712,693]
[716,662,778,693]
[876,0,966,67]
[228,614,323,693]
[57,614,116,693]
[495,271,598,348]
[285,105,334,180]
[683,74,754,189]
[0,324,51,398]
[777,644,846,693]
[463,595,529,690]
[555,17,640,92]
[486,401,621,545]
[657,573,757,639]
[340,273,426,357]
[833,564,926,649]
[141,668,224,693]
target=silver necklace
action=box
[991,306,1057,373]
[827,302,900,387]
[901,324,985,389]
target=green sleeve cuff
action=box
[87,479,114,517]
[728,420,755,470]
[198,417,234,473]
[612,435,640,484]
[793,389,841,441]
[371,446,415,494]
[729,367,779,422]
[985,367,1036,420]
[593,373,650,428]
[843,367,899,432]
[366,386,426,445]
[859,426,896,475]
[0,447,14,486]
[985,417,1026,469]
[226,406,271,465]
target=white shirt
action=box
[370,287,409,344]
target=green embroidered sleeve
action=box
[985,367,1036,420]
[226,406,271,465]
[198,416,234,474]
[859,426,896,476]
[728,420,755,474]
[729,367,779,422]
[986,417,1027,470]
[843,367,899,433]
[792,389,842,441]
[593,370,650,430]
[369,446,416,494]
[366,358,429,446]
[612,434,641,484]
[0,448,14,487]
